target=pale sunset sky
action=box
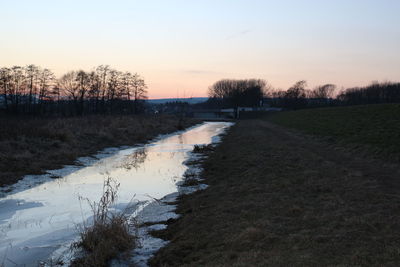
[1,0,399,98]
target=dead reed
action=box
[71,177,138,267]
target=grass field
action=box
[268,103,400,158]
[150,109,400,266]
[0,115,198,187]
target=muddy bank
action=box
[150,119,400,266]
[0,115,198,187]
[128,140,230,267]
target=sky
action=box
[1,0,400,98]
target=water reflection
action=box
[118,148,148,170]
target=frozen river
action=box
[0,122,232,266]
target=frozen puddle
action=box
[0,122,233,266]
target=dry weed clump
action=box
[71,177,138,267]
[193,144,214,153]
[182,171,201,187]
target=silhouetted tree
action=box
[208,79,267,116]
[9,66,26,113]
[25,64,40,113]
[283,80,307,109]
[0,67,11,112]
[311,84,336,99]
[0,64,149,116]
[338,82,400,105]
[131,73,148,114]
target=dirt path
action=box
[150,119,400,266]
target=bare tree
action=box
[87,70,101,113]
[59,71,78,101]
[107,69,119,101]
[58,71,79,115]
[9,66,25,113]
[38,69,55,101]
[36,68,55,114]
[76,70,90,115]
[25,64,40,113]
[283,80,307,109]
[0,68,11,112]
[208,79,267,116]
[96,65,110,112]
[131,73,148,114]
[311,84,336,99]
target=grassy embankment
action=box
[0,115,198,187]
[150,104,400,266]
[268,103,400,158]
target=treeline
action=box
[337,82,400,105]
[0,65,147,116]
[269,81,400,109]
[205,79,400,110]
[205,79,336,111]
[207,79,267,110]
[267,81,338,109]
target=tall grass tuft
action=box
[71,177,138,267]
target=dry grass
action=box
[268,103,400,159]
[71,177,138,267]
[181,171,201,187]
[0,114,198,186]
[149,119,400,266]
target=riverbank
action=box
[150,117,400,266]
[0,115,198,187]
[0,121,229,266]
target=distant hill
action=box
[147,97,208,104]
